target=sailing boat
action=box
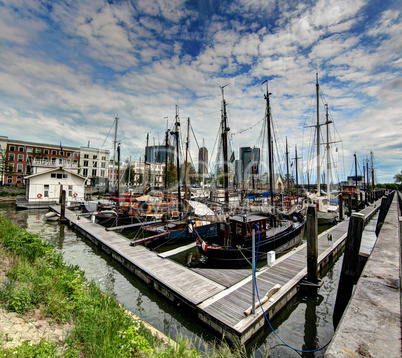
[307,73,339,225]
[196,83,306,266]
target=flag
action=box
[290,161,293,167]
[60,141,63,152]
[230,151,235,163]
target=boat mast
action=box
[325,104,332,198]
[172,105,182,212]
[286,137,290,197]
[143,133,149,195]
[263,80,274,207]
[316,73,321,196]
[220,85,230,213]
[185,117,190,201]
[164,119,169,195]
[112,114,118,191]
[295,145,299,199]
[117,142,120,199]
[354,153,358,187]
[371,151,375,191]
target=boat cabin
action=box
[216,215,267,247]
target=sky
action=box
[0,0,401,184]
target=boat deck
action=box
[49,201,380,343]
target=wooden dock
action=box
[49,201,381,343]
[324,193,401,358]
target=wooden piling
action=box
[333,212,365,328]
[59,185,63,204]
[348,193,352,216]
[60,190,66,221]
[307,204,318,285]
[338,194,343,221]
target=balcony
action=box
[32,159,78,169]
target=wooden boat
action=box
[196,211,305,266]
[196,83,306,266]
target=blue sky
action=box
[0,0,401,183]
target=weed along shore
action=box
[0,214,251,357]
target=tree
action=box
[179,163,197,185]
[0,148,12,186]
[123,165,135,184]
[166,162,177,187]
[394,170,402,183]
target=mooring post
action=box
[307,204,318,285]
[333,212,365,328]
[59,184,63,204]
[338,194,343,221]
[375,195,389,236]
[60,190,66,221]
[252,228,256,315]
[348,193,352,216]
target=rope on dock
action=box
[253,224,332,353]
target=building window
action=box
[93,155,97,159]
[9,146,15,152]
[16,176,22,184]
[44,156,49,161]
[8,153,14,161]
[57,173,63,179]
[7,176,12,184]
[92,169,97,177]
[92,161,97,167]
[17,154,24,162]
[44,149,49,155]
[17,164,23,173]
[27,156,33,163]
[52,150,57,155]
[68,185,73,197]
[84,154,89,159]
[51,158,56,163]
[83,160,88,167]
[51,173,56,178]
[101,170,105,177]
[44,185,49,198]
[101,162,106,168]
[63,174,68,178]
[67,152,71,157]
[35,148,41,153]
[18,147,24,152]
[102,156,106,161]
[83,169,88,176]
[73,153,78,158]
[60,151,64,156]
[27,147,33,153]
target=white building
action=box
[24,158,86,203]
[79,146,110,186]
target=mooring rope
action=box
[253,223,332,353]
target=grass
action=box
[0,215,259,357]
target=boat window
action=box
[235,223,242,235]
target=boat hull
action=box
[197,217,306,266]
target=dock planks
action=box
[49,201,381,344]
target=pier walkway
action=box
[324,193,401,358]
[49,200,381,344]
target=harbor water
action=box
[0,203,379,357]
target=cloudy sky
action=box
[0,0,401,183]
